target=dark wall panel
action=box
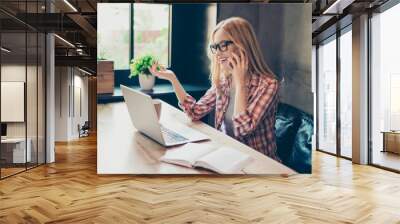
[170,4,213,87]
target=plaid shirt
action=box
[179,74,280,161]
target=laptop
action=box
[121,85,209,147]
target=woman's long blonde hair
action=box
[208,17,275,90]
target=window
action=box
[317,36,337,155]
[390,74,400,130]
[97,3,171,70]
[316,26,353,159]
[370,2,400,171]
[133,4,170,66]
[97,4,131,70]
[339,28,352,158]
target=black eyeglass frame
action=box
[209,40,234,54]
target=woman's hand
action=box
[149,62,176,82]
[149,62,188,106]
[228,50,248,89]
[229,50,249,117]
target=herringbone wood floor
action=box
[1,134,400,224]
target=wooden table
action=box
[381,131,400,154]
[97,101,295,175]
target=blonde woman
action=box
[149,17,280,161]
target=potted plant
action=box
[129,55,158,91]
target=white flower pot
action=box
[139,74,155,90]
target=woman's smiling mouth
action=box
[218,57,229,64]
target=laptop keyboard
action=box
[160,126,188,143]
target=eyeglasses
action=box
[210,40,234,54]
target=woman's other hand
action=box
[149,62,176,82]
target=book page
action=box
[160,143,215,167]
[195,147,252,174]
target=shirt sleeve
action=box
[232,79,279,137]
[178,86,217,121]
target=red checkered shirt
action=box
[179,74,280,161]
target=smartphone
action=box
[229,47,243,69]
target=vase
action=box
[138,73,155,90]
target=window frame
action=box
[129,3,172,70]
[315,24,353,161]
[98,3,171,72]
[0,1,47,180]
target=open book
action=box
[160,143,252,174]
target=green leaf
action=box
[129,54,158,78]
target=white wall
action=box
[55,66,69,141]
[1,82,25,122]
[1,64,27,139]
[55,67,89,141]
[71,73,89,138]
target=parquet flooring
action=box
[0,167,25,178]
[1,134,400,223]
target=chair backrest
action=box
[275,103,313,173]
[82,121,90,129]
